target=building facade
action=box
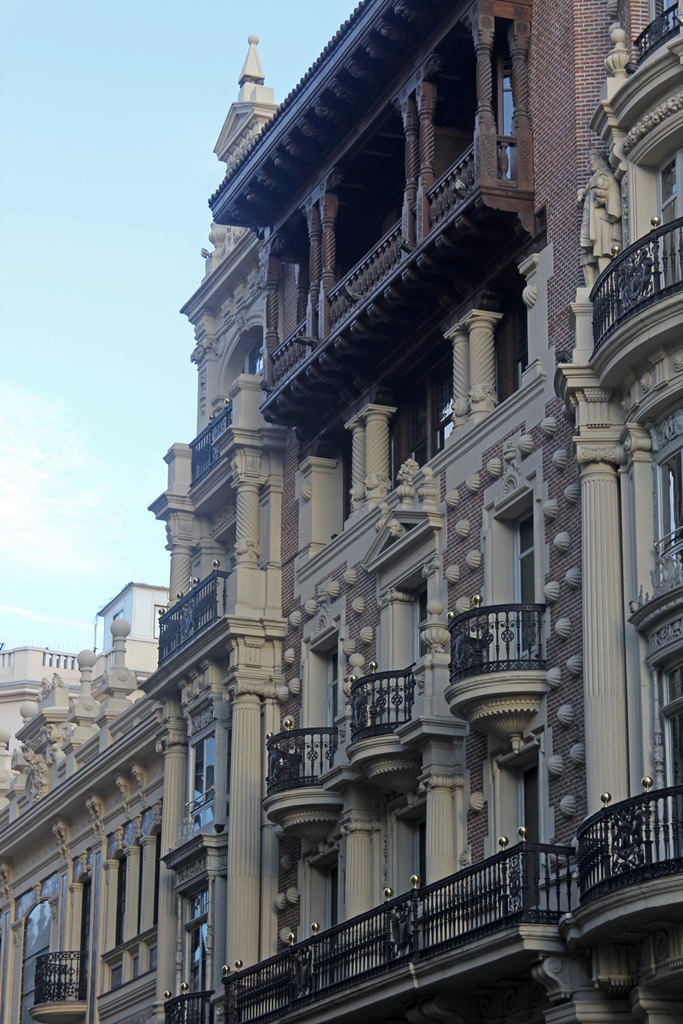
[1,2,683,1023]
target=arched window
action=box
[21,901,51,1023]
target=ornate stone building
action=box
[2,3,683,1023]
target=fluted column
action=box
[139,834,157,933]
[341,811,375,918]
[445,321,470,427]
[579,448,629,808]
[306,201,322,339]
[345,413,367,514]
[319,191,339,339]
[154,700,187,1010]
[416,79,437,241]
[419,771,456,884]
[166,512,195,603]
[226,685,263,966]
[363,404,396,507]
[464,309,502,424]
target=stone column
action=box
[138,834,157,933]
[153,700,187,1012]
[465,309,502,424]
[579,447,629,808]
[102,857,120,950]
[306,200,322,339]
[232,450,262,564]
[444,320,470,427]
[631,987,683,1024]
[319,191,339,339]
[226,684,263,966]
[124,844,141,942]
[363,404,396,507]
[416,79,437,241]
[264,252,280,389]
[419,770,456,883]
[341,811,375,918]
[345,413,367,514]
[166,512,195,604]
[397,91,419,246]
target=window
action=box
[115,858,127,947]
[496,300,528,402]
[247,340,264,376]
[413,587,429,661]
[189,734,216,831]
[516,513,537,658]
[80,880,91,953]
[520,763,540,842]
[325,865,339,929]
[414,819,427,885]
[661,158,678,224]
[187,889,209,992]
[326,649,339,728]
[21,902,51,1024]
[393,361,452,473]
[664,667,683,785]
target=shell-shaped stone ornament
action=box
[554,616,572,640]
[565,567,581,589]
[566,654,583,678]
[288,610,302,627]
[469,791,485,813]
[445,564,461,584]
[564,483,580,505]
[304,599,317,617]
[284,648,296,665]
[359,626,374,645]
[344,567,357,586]
[540,416,557,437]
[455,596,471,614]
[545,667,562,689]
[559,794,577,818]
[544,581,560,603]
[543,500,559,521]
[446,489,460,508]
[327,581,341,599]
[518,434,534,456]
[569,743,586,767]
[557,704,575,727]
[466,550,482,570]
[455,519,470,539]
[352,597,365,615]
[553,532,571,553]
[552,449,569,471]
[547,755,564,778]
[466,473,481,494]
[487,458,503,478]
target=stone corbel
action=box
[531,954,593,1004]
[406,996,464,1024]
[592,943,639,996]
[52,820,71,863]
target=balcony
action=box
[348,666,419,792]
[445,604,547,743]
[635,3,681,64]
[270,321,315,391]
[591,216,683,360]
[158,570,230,664]
[350,666,416,743]
[165,990,214,1024]
[190,405,233,486]
[578,783,683,903]
[222,841,573,1024]
[263,727,342,843]
[31,951,87,1023]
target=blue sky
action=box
[0,0,355,652]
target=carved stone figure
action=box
[577,151,622,287]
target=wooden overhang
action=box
[209,0,461,228]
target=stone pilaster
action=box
[153,700,187,1011]
[232,449,263,564]
[363,404,396,507]
[124,844,141,942]
[419,770,456,883]
[465,310,502,424]
[139,834,158,933]
[341,810,376,918]
[578,444,629,808]
[226,683,264,967]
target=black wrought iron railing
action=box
[266,728,337,796]
[635,3,680,63]
[158,571,230,664]
[350,666,416,743]
[591,216,683,351]
[577,783,683,903]
[448,604,546,684]
[190,406,233,485]
[165,990,214,1024]
[223,842,573,1024]
[34,951,88,1005]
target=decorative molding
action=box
[622,91,683,154]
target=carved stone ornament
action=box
[0,862,13,901]
[86,794,106,840]
[622,91,683,154]
[23,746,49,801]
[53,820,71,862]
[576,151,621,288]
[531,955,592,1004]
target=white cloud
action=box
[0,383,120,581]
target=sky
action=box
[0,0,356,653]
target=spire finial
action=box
[239,34,265,87]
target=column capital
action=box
[576,442,625,468]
